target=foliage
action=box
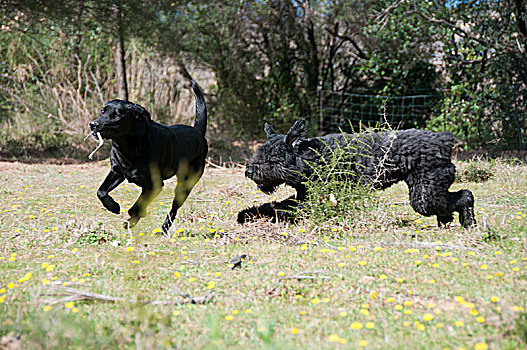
[456,160,495,183]
[297,136,378,229]
[0,0,525,150]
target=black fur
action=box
[239,118,475,228]
[89,80,208,234]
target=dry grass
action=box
[0,159,526,349]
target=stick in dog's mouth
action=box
[84,132,104,160]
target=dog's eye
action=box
[113,114,120,119]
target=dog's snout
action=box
[245,166,254,179]
[89,121,98,131]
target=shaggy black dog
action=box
[238,118,475,228]
[89,80,208,234]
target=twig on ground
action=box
[41,285,214,305]
[280,270,331,281]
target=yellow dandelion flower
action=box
[455,296,465,303]
[359,340,367,346]
[7,283,14,290]
[480,264,488,270]
[291,327,298,335]
[386,297,395,303]
[417,323,425,331]
[350,322,363,330]
[43,305,52,312]
[358,261,367,266]
[491,296,499,303]
[423,313,434,322]
[455,320,464,327]
[65,301,74,309]
[311,298,321,305]
[474,343,488,350]
[206,281,215,289]
[395,304,403,311]
[245,309,252,314]
[328,334,341,342]
[340,311,348,317]
[225,315,233,321]
[366,322,375,329]
[173,310,180,316]
[360,309,370,316]
[71,248,78,253]
[476,317,485,323]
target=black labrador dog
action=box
[89,80,208,234]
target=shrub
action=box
[456,161,495,183]
[296,133,378,230]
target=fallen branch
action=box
[280,270,331,281]
[42,285,213,306]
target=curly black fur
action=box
[239,118,475,228]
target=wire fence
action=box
[317,90,441,133]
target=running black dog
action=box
[239,118,475,228]
[89,80,208,234]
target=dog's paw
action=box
[161,217,173,235]
[237,207,258,224]
[124,216,140,229]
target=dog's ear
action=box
[264,123,276,138]
[285,118,306,145]
[129,103,151,122]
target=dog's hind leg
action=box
[126,184,163,229]
[97,170,125,214]
[162,165,205,234]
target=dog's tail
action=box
[191,80,207,137]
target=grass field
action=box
[0,158,526,349]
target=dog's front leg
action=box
[97,170,125,214]
[126,184,163,229]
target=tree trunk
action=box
[114,5,128,101]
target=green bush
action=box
[296,135,377,230]
[456,161,495,183]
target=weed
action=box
[297,132,379,231]
[457,161,495,183]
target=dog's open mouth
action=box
[84,132,104,159]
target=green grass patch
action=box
[0,159,526,349]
